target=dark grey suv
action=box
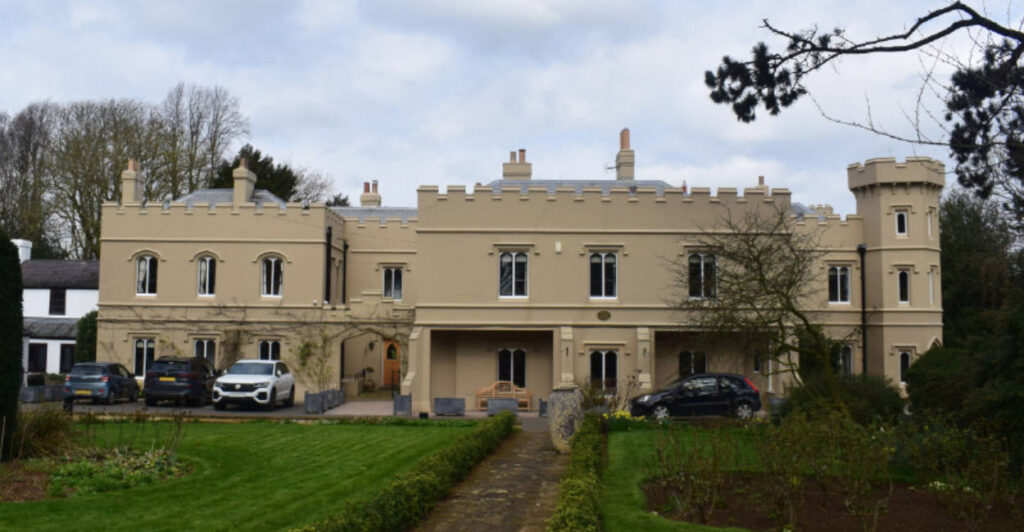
[630,373,762,420]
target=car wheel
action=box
[733,402,754,420]
[283,386,295,408]
[214,401,226,411]
[145,397,157,407]
[651,404,671,420]
[266,389,277,411]
[105,389,116,405]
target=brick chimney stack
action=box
[360,180,382,207]
[615,128,635,180]
[502,148,532,180]
[232,157,257,206]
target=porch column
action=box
[557,326,574,385]
[405,327,432,414]
[636,327,653,390]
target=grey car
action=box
[63,362,140,405]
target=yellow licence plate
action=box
[159,377,175,382]
[74,390,91,395]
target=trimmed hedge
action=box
[300,411,515,532]
[547,413,605,532]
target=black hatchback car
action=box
[630,373,762,420]
[144,357,218,407]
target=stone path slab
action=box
[418,429,567,532]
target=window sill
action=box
[828,301,852,305]
[135,293,157,297]
[499,296,529,300]
[261,295,283,299]
[589,297,618,301]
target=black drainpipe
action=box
[857,243,868,374]
[341,240,349,304]
[324,226,332,303]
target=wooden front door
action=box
[382,343,401,389]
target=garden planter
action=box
[20,385,62,403]
[433,397,465,416]
[393,394,412,417]
[548,384,583,453]
[486,397,519,417]
[304,392,325,414]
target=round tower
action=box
[847,157,944,384]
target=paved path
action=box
[418,428,567,532]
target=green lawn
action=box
[0,420,474,531]
[602,429,752,532]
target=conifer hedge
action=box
[0,231,24,461]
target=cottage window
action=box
[383,267,403,300]
[261,257,283,297]
[49,288,66,315]
[134,338,155,377]
[590,350,617,391]
[259,340,281,361]
[497,348,526,388]
[828,266,851,303]
[589,252,617,298]
[499,251,528,297]
[688,253,716,299]
[197,256,216,296]
[136,255,158,295]
[59,344,74,373]
[28,343,46,372]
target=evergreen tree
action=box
[212,144,299,202]
[0,229,24,461]
[75,311,97,363]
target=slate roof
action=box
[23,317,79,339]
[329,206,418,223]
[175,188,286,208]
[21,260,99,289]
[485,179,675,195]
[790,202,826,220]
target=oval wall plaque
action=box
[597,310,611,321]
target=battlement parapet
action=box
[847,156,945,191]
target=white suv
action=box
[213,360,296,411]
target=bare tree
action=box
[291,167,334,203]
[672,204,850,384]
[705,2,1024,222]
[0,104,61,255]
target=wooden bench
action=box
[476,381,531,411]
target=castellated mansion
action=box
[96,130,943,414]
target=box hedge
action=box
[299,411,515,532]
[547,413,605,532]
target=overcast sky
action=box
[3,1,1018,214]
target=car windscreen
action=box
[227,363,273,376]
[70,365,105,376]
[151,361,190,372]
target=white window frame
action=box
[135,255,158,296]
[590,349,618,392]
[828,265,851,304]
[382,266,403,300]
[589,252,618,299]
[498,251,529,298]
[928,268,935,307]
[133,338,155,377]
[197,255,216,297]
[688,253,716,300]
[895,209,909,236]
[259,339,281,361]
[497,348,526,388]
[194,338,216,365]
[261,256,283,297]
[898,269,910,304]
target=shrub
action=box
[547,413,604,532]
[646,425,738,524]
[781,373,904,426]
[75,311,98,363]
[49,447,189,497]
[306,411,515,532]
[10,405,75,460]
[26,373,44,386]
